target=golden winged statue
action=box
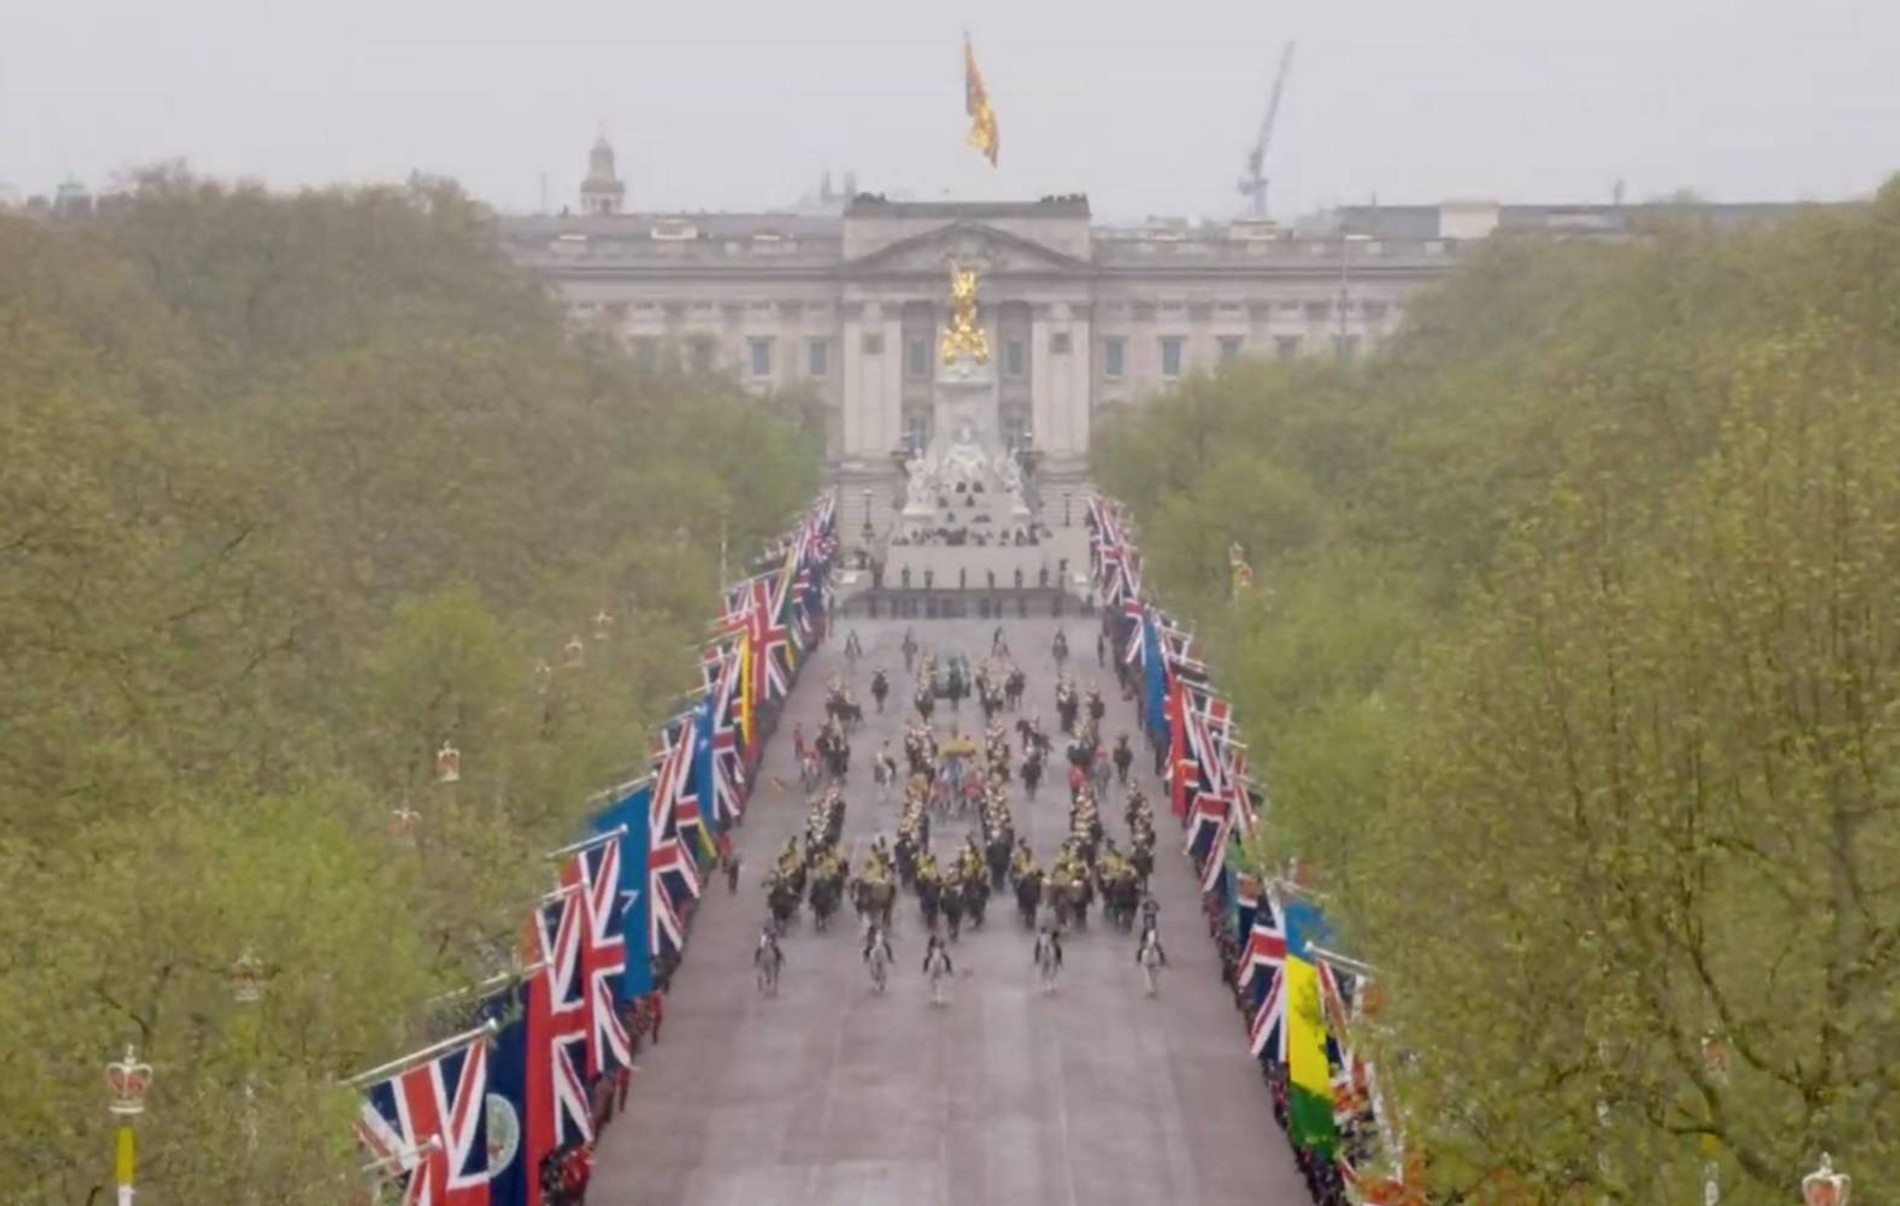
[940,262,991,365]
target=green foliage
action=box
[0,172,815,1203]
[1097,189,1900,1200]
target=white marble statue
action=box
[996,449,1023,497]
[903,455,938,513]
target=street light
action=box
[1063,490,1073,527]
[106,1044,152,1205]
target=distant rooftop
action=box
[843,194,1091,220]
[1330,199,1840,241]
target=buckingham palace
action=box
[496,138,1815,485]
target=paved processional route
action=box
[592,615,1313,1206]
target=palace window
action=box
[749,336,774,379]
[1218,336,1242,364]
[862,332,884,355]
[1304,301,1331,322]
[904,414,929,454]
[1334,334,1360,361]
[1050,332,1072,355]
[1275,335,1302,361]
[907,338,931,379]
[689,335,716,373]
[1103,337,1125,378]
[1160,336,1184,379]
[1005,339,1025,377]
[807,338,828,377]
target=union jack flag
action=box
[1124,602,1150,667]
[1240,890,1288,1063]
[654,714,710,870]
[702,646,746,823]
[356,1034,491,1206]
[560,838,633,1077]
[533,892,595,1147]
[747,575,792,701]
[790,563,814,645]
[648,724,701,956]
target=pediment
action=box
[842,221,1092,277]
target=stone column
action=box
[842,301,903,459]
[1031,302,1090,460]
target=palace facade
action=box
[495,138,1823,479]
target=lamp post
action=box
[1336,231,1371,360]
[231,950,264,1206]
[1802,1156,1850,1205]
[1700,1032,1729,1203]
[106,1044,152,1206]
[1063,490,1073,528]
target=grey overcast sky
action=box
[3,0,1895,222]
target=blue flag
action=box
[692,693,720,840]
[478,983,532,1206]
[589,785,653,1000]
[1142,610,1169,745]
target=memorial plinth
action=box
[899,353,1030,540]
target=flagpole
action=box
[1305,944,1379,978]
[428,962,548,1007]
[344,1020,499,1088]
[586,773,653,807]
[546,824,629,860]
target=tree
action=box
[0,171,816,1203]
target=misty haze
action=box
[2,3,1894,1205]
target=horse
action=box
[985,833,1012,888]
[766,877,800,933]
[963,878,988,930]
[755,939,784,997]
[1137,928,1166,997]
[853,876,896,930]
[1015,871,1043,929]
[1063,875,1093,929]
[867,936,892,994]
[810,875,841,933]
[1004,668,1026,711]
[1034,931,1063,994]
[924,943,954,1006]
[917,876,942,932]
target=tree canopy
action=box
[0,169,817,1203]
[1095,183,1900,1202]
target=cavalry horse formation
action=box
[745,632,1168,1003]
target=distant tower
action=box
[580,135,625,216]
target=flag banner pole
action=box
[1305,943,1379,978]
[546,824,629,860]
[540,882,583,905]
[345,1020,499,1088]
[359,1135,441,1177]
[427,961,548,1006]
[585,774,653,807]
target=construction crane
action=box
[1237,41,1297,219]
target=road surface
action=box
[593,615,1311,1206]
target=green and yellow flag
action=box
[964,33,999,166]
[1282,898,1340,1157]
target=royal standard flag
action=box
[964,33,999,166]
[1283,896,1339,1156]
